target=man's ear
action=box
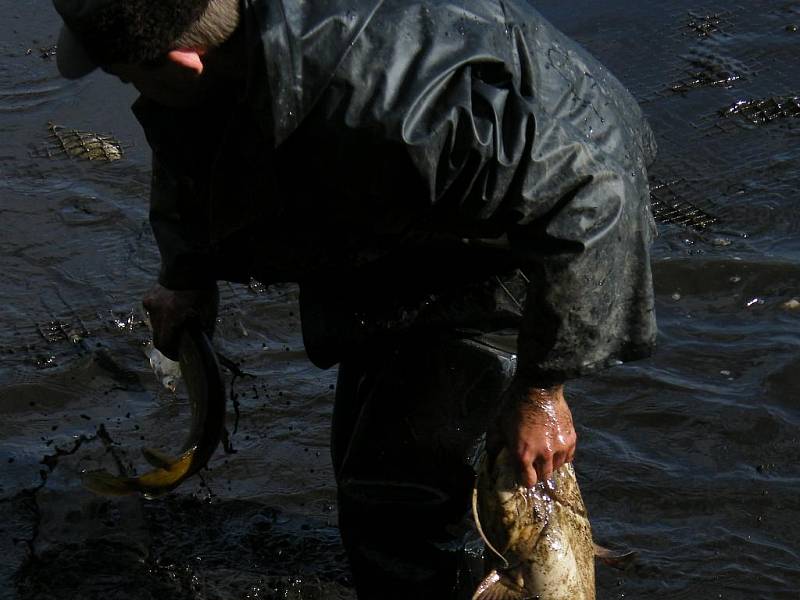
[166,49,205,76]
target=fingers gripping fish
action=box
[81,328,226,498]
[472,449,596,600]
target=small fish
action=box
[82,328,226,498]
[472,449,595,600]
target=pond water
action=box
[1,0,798,598]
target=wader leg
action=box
[332,332,516,600]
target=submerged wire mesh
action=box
[45,122,124,161]
[685,11,727,37]
[720,96,800,125]
[649,180,718,231]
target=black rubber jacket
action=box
[134,0,658,379]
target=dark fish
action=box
[81,328,225,498]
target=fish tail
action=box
[81,469,139,496]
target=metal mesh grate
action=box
[41,122,124,161]
[36,318,90,345]
[662,9,757,98]
[685,11,727,37]
[691,94,800,134]
[721,95,800,125]
[668,46,750,95]
[670,68,743,94]
[610,4,796,104]
[649,180,718,231]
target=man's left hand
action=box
[143,283,219,360]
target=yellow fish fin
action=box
[82,448,199,498]
[136,448,196,489]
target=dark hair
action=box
[78,0,213,65]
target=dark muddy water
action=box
[1,1,799,599]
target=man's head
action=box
[53,0,240,79]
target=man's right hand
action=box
[487,381,577,488]
[143,284,219,360]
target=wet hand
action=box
[488,382,576,488]
[143,283,219,360]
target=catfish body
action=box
[472,449,595,600]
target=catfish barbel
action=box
[81,328,226,498]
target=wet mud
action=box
[2,0,800,599]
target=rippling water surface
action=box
[1,1,798,599]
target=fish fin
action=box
[137,448,196,487]
[82,448,198,498]
[141,447,179,469]
[594,542,637,569]
[81,469,137,496]
[472,570,526,600]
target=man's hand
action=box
[143,284,219,360]
[488,381,576,487]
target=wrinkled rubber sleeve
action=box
[134,97,251,291]
[148,152,218,291]
[295,0,658,379]
[507,174,657,381]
